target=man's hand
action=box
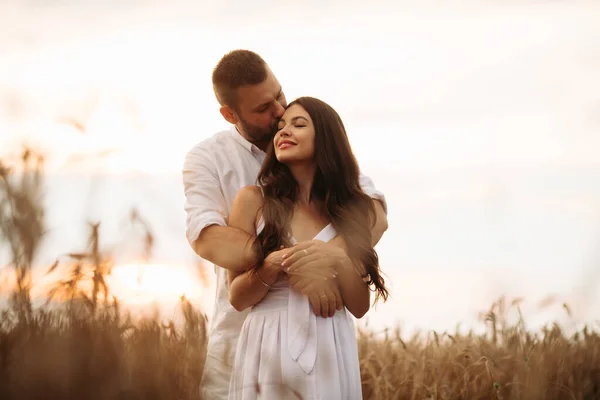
[280,240,349,317]
[281,240,346,277]
[288,274,343,317]
[263,245,337,281]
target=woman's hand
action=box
[263,246,287,275]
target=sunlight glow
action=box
[107,263,205,305]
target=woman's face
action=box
[273,104,316,165]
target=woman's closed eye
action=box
[277,123,305,130]
[281,124,305,129]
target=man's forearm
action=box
[371,199,388,246]
[328,214,382,318]
[193,225,255,271]
[331,200,387,248]
[335,259,370,318]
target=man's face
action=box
[233,66,287,144]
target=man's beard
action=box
[238,116,276,146]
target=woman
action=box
[226,97,388,399]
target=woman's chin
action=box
[276,153,312,166]
[276,155,295,164]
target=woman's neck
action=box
[289,163,316,205]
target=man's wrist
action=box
[335,251,352,274]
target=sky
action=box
[1,0,600,334]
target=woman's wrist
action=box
[257,263,280,285]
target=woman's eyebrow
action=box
[290,116,308,123]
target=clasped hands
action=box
[262,240,348,318]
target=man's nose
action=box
[273,101,285,118]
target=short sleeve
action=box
[182,143,228,247]
[359,171,387,214]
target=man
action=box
[182,49,388,399]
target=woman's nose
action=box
[279,126,291,136]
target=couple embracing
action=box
[182,49,389,400]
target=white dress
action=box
[228,223,363,400]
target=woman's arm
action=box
[227,185,282,312]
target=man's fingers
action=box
[324,281,343,311]
[287,260,336,278]
[282,241,314,258]
[308,292,321,317]
[289,267,332,281]
[323,287,337,317]
[288,270,323,286]
[287,274,301,287]
[333,285,343,311]
[319,291,329,318]
[296,280,342,318]
[281,250,316,271]
[289,274,333,295]
[281,243,314,265]
[288,275,312,293]
[300,280,324,297]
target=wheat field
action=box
[1,149,599,400]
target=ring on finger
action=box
[320,294,327,298]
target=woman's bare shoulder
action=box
[233,185,264,211]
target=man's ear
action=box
[219,105,239,125]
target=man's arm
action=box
[182,144,254,271]
[371,199,388,246]
[359,171,388,246]
[194,226,255,272]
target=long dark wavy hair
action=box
[252,96,388,303]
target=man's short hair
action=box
[212,49,268,110]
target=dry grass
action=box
[1,148,599,400]
[358,300,600,400]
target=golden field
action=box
[1,149,598,400]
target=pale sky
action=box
[1,0,599,333]
[2,0,599,171]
